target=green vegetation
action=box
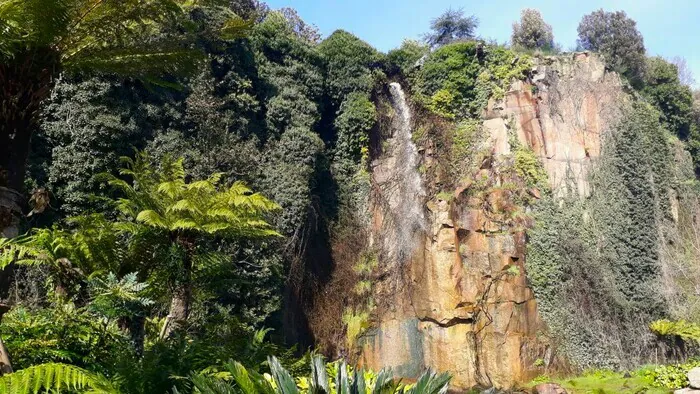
[0,0,248,235]
[527,369,670,394]
[415,41,532,118]
[577,9,646,83]
[527,102,677,369]
[650,320,700,343]
[1,1,700,393]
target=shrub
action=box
[650,319,700,342]
[642,57,694,139]
[387,40,429,76]
[189,354,452,394]
[318,30,385,106]
[334,92,377,164]
[416,42,531,118]
[644,359,700,389]
[511,9,554,51]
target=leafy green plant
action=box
[643,359,700,389]
[0,362,119,394]
[650,319,700,342]
[189,354,451,394]
[88,272,153,320]
[0,304,128,373]
[0,214,119,297]
[102,152,280,338]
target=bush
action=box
[416,42,531,118]
[187,354,452,394]
[650,319,700,342]
[577,9,646,83]
[334,92,377,164]
[644,359,700,389]
[318,30,385,106]
[643,57,694,139]
[387,40,429,76]
[511,8,554,51]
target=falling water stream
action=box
[385,82,426,264]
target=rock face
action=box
[485,52,623,194]
[358,53,625,390]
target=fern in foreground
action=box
[0,362,118,394]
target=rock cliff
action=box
[358,53,625,390]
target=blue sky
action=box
[265,0,700,87]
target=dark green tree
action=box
[511,8,554,50]
[576,9,646,83]
[423,8,478,48]
[642,57,694,139]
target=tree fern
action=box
[100,152,279,337]
[0,362,119,394]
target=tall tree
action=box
[511,8,554,50]
[423,8,478,49]
[0,0,248,237]
[103,153,279,338]
[577,9,646,83]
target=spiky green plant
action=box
[189,354,451,394]
[0,362,120,393]
[102,152,280,337]
[0,0,252,236]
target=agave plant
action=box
[188,354,451,394]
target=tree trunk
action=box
[129,315,146,357]
[0,338,12,375]
[160,235,194,339]
[0,47,60,236]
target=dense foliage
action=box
[527,102,678,369]
[1,1,700,392]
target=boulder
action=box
[690,367,700,389]
[532,383,567,394]
[674,389,700,394]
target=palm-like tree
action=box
[0,214,118,296]
[0,0,250,236]
[103,152,279,338]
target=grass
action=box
[524,369,672,394]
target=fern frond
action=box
[158,181,185,200]
[135,210,169,229]
[0,363,117,394]
[171,219,199,231]
[168,199,203,216]
[64,48,203,78]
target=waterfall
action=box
[383,82,426,264]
